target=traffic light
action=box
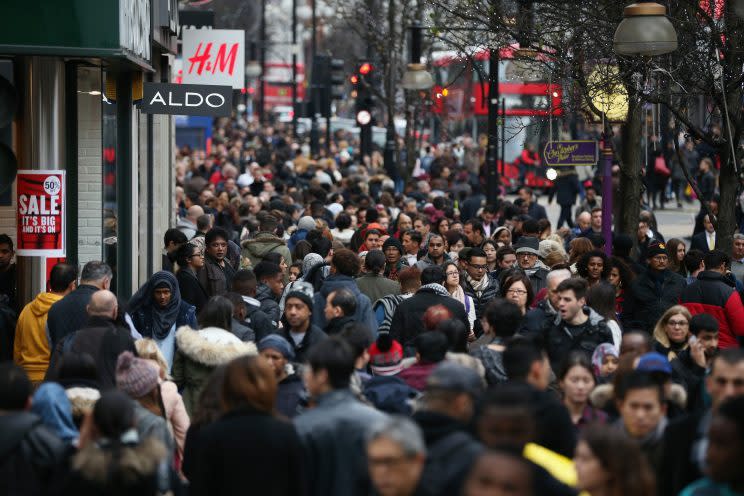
[0,60,18,196]
[330,58,345,100]
[354,61,375,158]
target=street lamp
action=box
[613,2,678,56]
[401,22,434,91]
[608,1,678,256]
[400,22,434,180]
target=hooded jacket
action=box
[66,435,168,495]
[172,326,257,416]
[176,217,197,239]
[241,232,292,270]
[14,292,64,381]
[544,306,614,372]
[681,270,744,349]
[256,283,281,326]
[312,274,377,334]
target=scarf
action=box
[465,273,489,295]
[450,284,466,304]
[128,271,181,340]
[419,283,450,297]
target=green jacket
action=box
[172,326,257,416]
[241,232,292,269]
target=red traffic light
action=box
[359,62,373,75]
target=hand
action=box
[690,339,707,368]
[467,330,476,342]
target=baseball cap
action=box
[636,352,672,375]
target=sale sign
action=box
[16,170,65,257]
[182,29,244,89]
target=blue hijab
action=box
[32,382,78,444]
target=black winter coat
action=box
[278,324,327,364]
[177,269,208,314]
[47,284,99,350]
[390,287,469,356]
[47,316,137,390]
[0,412,68,496]
[555,173,580,206]
[623,269,686,332]
[188,408,305,496]
[659,411,706,496]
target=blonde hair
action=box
[135,339,170,380]
[652,305,692,360]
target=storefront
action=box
[0,0,179,301]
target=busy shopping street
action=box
[2,1,744,495]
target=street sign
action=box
[16,170,65,257]
[140,83,232,116]
[543,140,599,167]
[182,29,244,89]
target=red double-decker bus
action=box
[431,46,563,190]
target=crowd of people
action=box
[2,116,744,496]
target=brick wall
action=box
[77,67,103,264]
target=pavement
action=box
[518,195,700,242]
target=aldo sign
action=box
[140,82,233,117]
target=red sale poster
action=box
[16,170,66,257]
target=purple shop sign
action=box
[543,140,598,167]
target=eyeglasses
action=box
[445,271,459,277]
[667,319,689,327]
[189,252,205,259]
[468,264,488,270]
[506,289,528,296]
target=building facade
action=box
[0,0,179,302]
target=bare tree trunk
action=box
[618,99,642,237]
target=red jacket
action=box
[681,271,744,348]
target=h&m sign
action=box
[140,82,232,116]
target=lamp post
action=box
[609,1,678,256]
[401,21,434,180]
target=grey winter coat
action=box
[294,389,387,496]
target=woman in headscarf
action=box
[129,271,197,371]
[32,382,79,447]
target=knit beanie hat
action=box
[382,237,404,255]
[285,290,314,313]
[258,334,295,360]
[298,216,316,232]
[116,351,160,398]
[368,333,404,376]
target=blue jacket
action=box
[312,274,378,335]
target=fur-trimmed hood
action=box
[590,382,687,410]
[72,436,167,484]
[175,326,257,366]
[65,386,101,421]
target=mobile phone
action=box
[689,335,698,345]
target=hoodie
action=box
[240,232,292,270]
[14,292,64,381]
[312,274,378,335]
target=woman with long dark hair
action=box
[576,250,611,287]
[187,356,305,495]
[607,256,635,319]
[176,242,209,313]
[558,352,607,430]
[574,424,656,496]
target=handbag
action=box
[654,156,671,177]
